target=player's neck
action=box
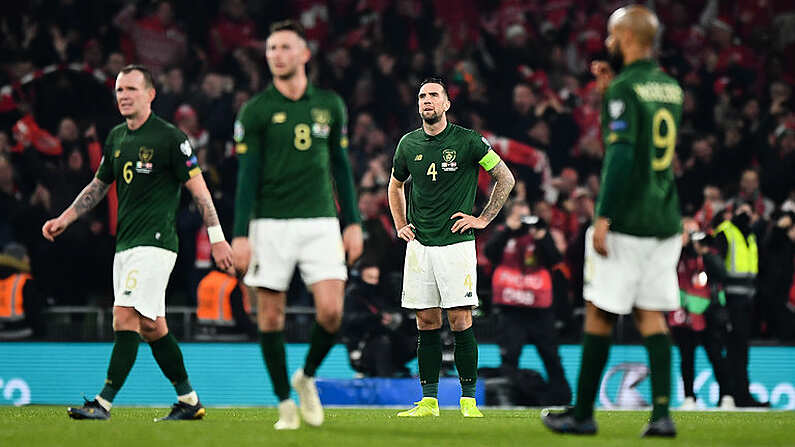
[422,115,448,136]
[126,109,152,131]
[622,46,653,66]
[273,72,308,101]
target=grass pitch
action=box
[1,406,792,447]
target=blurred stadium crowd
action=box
[1,0,794,350]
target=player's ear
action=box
[444,98,450,112]
[148,87,156,102]
[301,46,311,64]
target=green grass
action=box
[1,407,793,447]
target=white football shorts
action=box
[244,217,347,291]
[583,226,681,315]
[113,246,177,321]
[401,239,479,309]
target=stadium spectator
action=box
[113,1,187,75]
[153,66,188,122]
[728,169,775,220]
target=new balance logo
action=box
[464,292,473,298]
[414,154,423,161]
[124,290,132,296]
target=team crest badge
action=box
[609,100,625,119]
[136,147,154,174]
[441,148,458,172]
[311,108,330,124]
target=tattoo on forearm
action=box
[71,179,110,217]
[193,194,220,227]
[479,161,515,223]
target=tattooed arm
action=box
[184,175,234,270]
[184,175,220,227]
[450,160,515,233]
[42,178,110,241]
[478,160,515,223]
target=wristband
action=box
[207,225,225,244]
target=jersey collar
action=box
[126,112,155,134]
[622,58,657,72]
[269,82,315,102]
[423,122,452,141]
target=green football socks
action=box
[98,331,140,402]
[454,327,478,398]
[259,331,290,401]
[644,333,672,422]
[149,333,193,396]
[574,333,612,421]
[303,322,337,377]
[418,329,442,398]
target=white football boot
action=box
[291,369,324,426]
[274,399,300,430]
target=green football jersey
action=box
[596,59,683,238]
[392,123,498,246]
[233,83,360,237]
[96,113,199,253]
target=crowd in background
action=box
[1,0,794,348]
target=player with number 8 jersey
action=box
[231,20,361,431]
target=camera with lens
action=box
[520,215,547,232]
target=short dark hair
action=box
[269,20,307,41]
[119,64,154,89]
[419,76,449,98]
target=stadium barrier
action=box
[1,343,792,409]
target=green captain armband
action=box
[478,150,501,171]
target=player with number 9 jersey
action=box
[597,59,683,238]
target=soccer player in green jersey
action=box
[42,64,234,421]
[231,21,362,430]
[389,78,515,418]
[542,6,682,438]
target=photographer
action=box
[756,211,795,341]
[484,199,571,404]
[668,219,730,409]
[342,263,416,377]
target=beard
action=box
[422,111,441,125]
[607,42,625,73]
[273,66,298,81]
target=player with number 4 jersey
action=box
[389,77,515,419]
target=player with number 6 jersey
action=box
[42,64,233,422]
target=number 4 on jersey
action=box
[426,162,437,181]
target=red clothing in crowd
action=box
[114,5,187,75]
[209,15,257,66]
